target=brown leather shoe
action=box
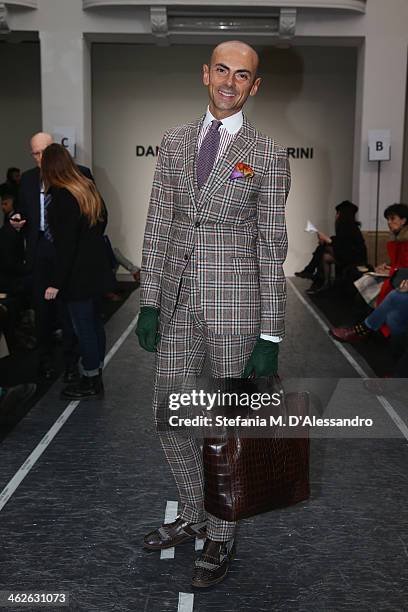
[143,516,207,550]
[330,326,365,343]
[191,538,235,588]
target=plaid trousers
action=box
[153,277,258,541]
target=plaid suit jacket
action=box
[141,114,291,337]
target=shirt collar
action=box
[202,107,243,135]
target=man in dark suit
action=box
[11,132,93,380]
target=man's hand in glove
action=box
[243,338,279,378]
[135,306,160,352]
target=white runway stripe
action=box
[104,314,140,365]
[0,313,140,512]
[376,395,408,440]
[160,500,178,560]
[288,278,408,442]
[177,592,194,612]
[195,537,204,551]
[0,400,80,511]
[287,278,368,377]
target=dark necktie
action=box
[43,192,53,243]
[196,119,222,189]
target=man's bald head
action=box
[203,40,261,120]
[210,41,259,77]
[30,132,54,168]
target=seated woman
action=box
[301,201,367,294]
[42,144,115,400]
[351,203,408,336]
[330,279,408,342]
[375,203,408,307]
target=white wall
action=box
[92,44,356,274]
[401,65,408,205]
[6,0,408,234]
[0,42,42,178]
[352,1,408,231]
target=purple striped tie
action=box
[196,119,222,189]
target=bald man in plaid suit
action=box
[137,41,291,588]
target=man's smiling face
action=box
[202,41,261,120]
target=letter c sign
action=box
[54,127,76,158]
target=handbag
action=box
[203,376,310,522]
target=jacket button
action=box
[184,254,189,260]
[194,221,200,228]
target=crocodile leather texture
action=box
[203,380,310,522]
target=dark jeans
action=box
[67,297,105,377]
[365,289,408,336]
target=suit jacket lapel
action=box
[182,117,202,206]
[197,114,257,209]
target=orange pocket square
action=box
[230,162,254,180]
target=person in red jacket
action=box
[375,203,408,306]
[330,203,408,342]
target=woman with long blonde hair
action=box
[42,144,114,399]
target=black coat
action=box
[47,186,115,301]
[332,222,367,268]
[0,216,26,291]
[17,165,93,271]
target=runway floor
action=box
[0,279,407,611]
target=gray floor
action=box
[0,282,407,611]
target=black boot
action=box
[295,269,315,279]
[60,374,104,400]
[295,246,324,280]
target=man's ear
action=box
[250,76,262,97]
[202,64,210,86]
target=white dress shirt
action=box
[39,185,45,231]
[197,107,242,161]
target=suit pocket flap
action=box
[232,258,259,275]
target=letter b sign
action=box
[368,130,391,161]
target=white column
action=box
[352,4,408,230]
[39,31,92,168]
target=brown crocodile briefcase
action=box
[203,376,310,522]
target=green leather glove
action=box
[135,306,160,352]
[243,338,279,378]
